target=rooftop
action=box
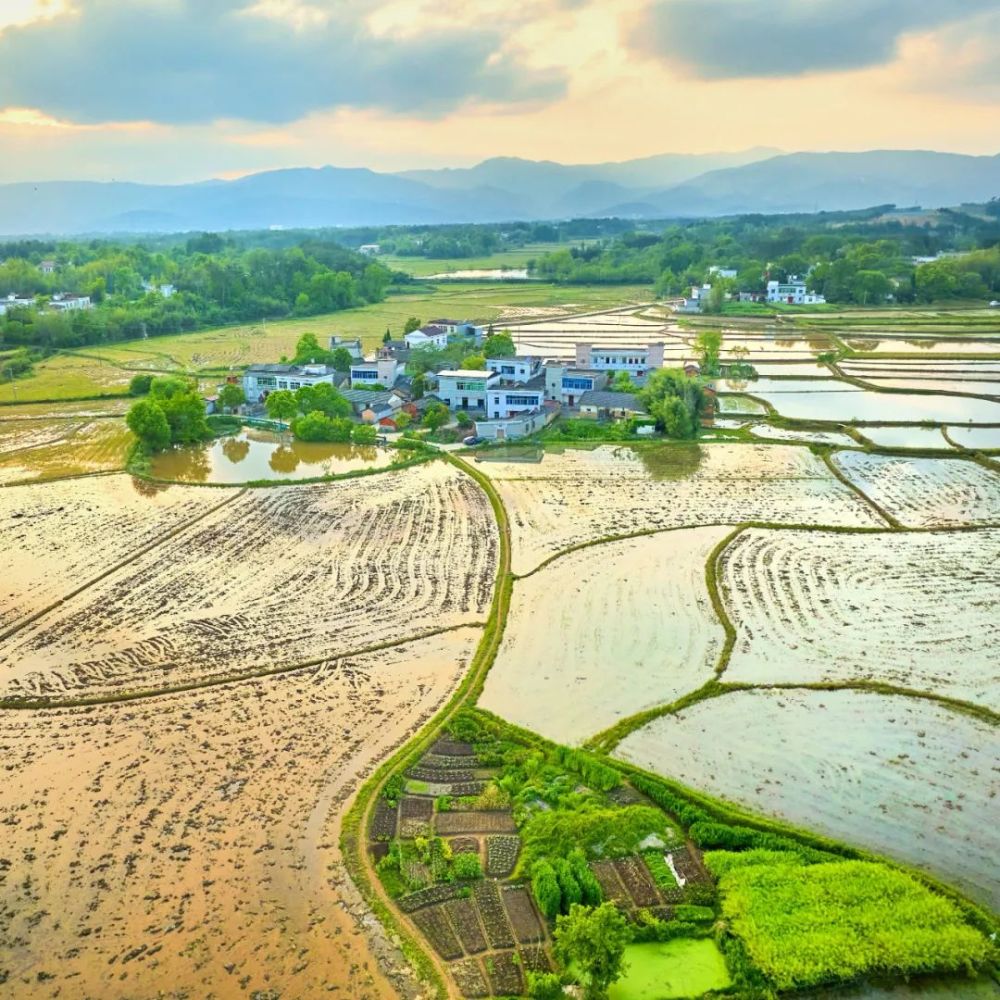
[437,369,497,379]
[578,390,645,410]
[492,373,546,391]
[246,362,336,377]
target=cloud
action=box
[629,0,997,79]
[0,0,567,125]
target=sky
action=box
[0,0,998,184]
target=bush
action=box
[455,410,472,428]
[526,971,564,1000]
[569,850,602,906]
[553,858,583,912]
[128,373,153,395]
[382,773,406,806]
[452,852,483,881]
[531,860,562,920]
[673,904,715,923]
[352,423,377,445]
[291,410,353,442]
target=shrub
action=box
[673,904,714,923]
[455,410,472,428]
[452,852,483,881]
[128,373,153,395]
[569,849,602,906]
[531,860,562,920]
[352,423,378,445]
[382,773,406,806]
[526,972,564,1000]
[553,858,583,912]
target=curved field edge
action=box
[339,461,999,999]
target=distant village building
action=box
[475,403,558,442]
[243,362,338,403]
[328,335,364,359]
[49,293,92,311]
[485,374,546,419]
[38,259,56,274]
[0,293,37,315]
[142,281,176,298]
[350,355,403,388]
[358,244,381,256]
[708,266,738,279]
[404,325,449,350]
[486,356,542,384]
[574,342,665,376]
[765,277,826,305]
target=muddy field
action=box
[0,462,498,701]
[0,628,481,999]
[0,419,133,484]
[479,527,728,744]
[720,528,1000,708]
[614,689,1000,910]
[831,452,1000,527]
[482,444,884,574]
[0,475,227,633]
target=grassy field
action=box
[60,283,651,377]
[379,243,568,277]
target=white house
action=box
[766,278,826,305]
[350,355,403,388]
[574,343,665,376]
[142,281,176,298]
[435,369,500,410]
[543,365,609,407]
[578,390,646,421]
[485,374,546,419]
[358,244,381,256]
[0,293,37,315]
[243,363,338,403]
[48,293,92,311]
[404,325,449,350]
[38,259,56,275]
[708,266,738,279]
[486,355,542,384]
[475,404,557,442]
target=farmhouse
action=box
[0,293,36,315]
[404,325,449,350]
[485,375,546,419]
[475,402,557,442]
[38,259,56,274]
[578,390,647,421]
[575,342,665,376]
[328,335,363,359]
[49,293,92,311]
[340,388,402,418]
[708,266,738,279]
[243,362,338,403]
[766,277,826,305]
[436,369,500,411]
[486,355,542,383]
[142,281,176,298]
[544,365,609,408]
[349,354,403,388]
[358,244,381,255]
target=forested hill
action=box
[2,149,999,235]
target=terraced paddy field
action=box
[0,628,480,1000]
[720,528,1000,708]
[0,462,497,702]
[482,443,884,575]
[614,689,1000,910]
[830,452,1000,527]
[479,527,728,745]
[0,353,132,403]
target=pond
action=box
[856,425,951,449]
[845,338,1000,355]
[418,268,532,280]
[947,425,1000,450]
[150,428,398,483]
[607,939,731,1000]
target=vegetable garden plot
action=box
[0,629,474,1000]
[831,452,1000,527]
[483,444,883,574]
[614,689,1000,910]
[435,812,518,835]
[0,474,224,632]
[479,527,729,745]
[473,881,517,949]
[451,959,490,997]
[412,906,464,960]
[445,898,489,954]
[721,528,1000,709]
[0,463,498,699]
[501,886,545,943]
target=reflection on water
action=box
[150,428,396,483]
[631,443,704,481]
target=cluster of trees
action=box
[404,329,516,377]
[0,236,394,351]
[639,368,710,438]
[529,204,1000,304]
[531,852,603,920]
[126,376,211,452]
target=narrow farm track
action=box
[0,485,247,646]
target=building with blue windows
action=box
[543,365,609,407]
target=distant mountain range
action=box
[1,149,999,236]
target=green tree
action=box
[851,269,892,305]
[403,316,422,334]
[330,347,353,373]
[395,411,412,431]
[483,331,516,358]
[422,402,450,431]
[126,398,171,452]
[293,331,326,363]
[296,382,350,418]
[265,389,298,426]
[532,860,562,921]
[352,423,377,445]
[526,972,564,1000]
[610,371,636,393]
[692,330,722,375]
[218,383,245,412]
[410,372,427,399]
[128,373,153,396]
[455,411,472,428]
[461,354,486,370]
[554,903,632,1000]
[383,328,392,343]
[150,376,210,444]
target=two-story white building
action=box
[404,325,449,350]
[486,355,542,383]
[543,365,609,408]
[574,342,665,377]
[349,355,403,388]
[435,369,499,410]
[243,363,338,403]
[485,373,546,419]
[0,293,37,315]
[328,335,364,359]
[766,278,826,305]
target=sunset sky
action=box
[0,0,998,184]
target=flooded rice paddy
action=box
[150,428,398,483]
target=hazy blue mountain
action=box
[0,149,997,235]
